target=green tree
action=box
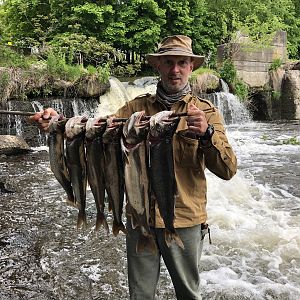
[118,0,166,57]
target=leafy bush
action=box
[49,33,117,67]
[219,59,237,84]
[0,45,32,68]
[218,59,249,101]
[269,58,282,71]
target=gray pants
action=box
[126,223,207,300]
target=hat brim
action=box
[146,51,205,70]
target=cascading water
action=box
[0,77,299,300]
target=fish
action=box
[65,116,88,229]
[148,110,184,249]
[102,117,127,236]
[85,117,109,233]
[47,115,75,207]
[122,111,157,254]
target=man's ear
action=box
[190,59,194,72]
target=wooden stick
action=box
[0,110,35,116]
[0,106,216,121]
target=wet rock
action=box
[281,69,300,119]
[191,73,221,94]
[0,135,31,155]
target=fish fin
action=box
[136,233,157,255]
[112,221,127,236]
[130,215,140,230]
[95,212,110,235]
[77,212,87,229]
[165,229,184,250]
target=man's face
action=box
[156,55,194,94]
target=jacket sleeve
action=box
[200,110,237,180]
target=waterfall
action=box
[1,76,251,146]
[201,79,251,124]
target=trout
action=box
[148,110,184,249]
[102,117,127,236]
[48,115,75,206]
[122,111,157,254]
[65,116,88,229]
[85,117,109,233]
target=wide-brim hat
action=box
[146,35,205,70]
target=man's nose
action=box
[170,63,180,72]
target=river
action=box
[0,78,299,299]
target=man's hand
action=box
[29,108,59,132]
[186,104,208,136]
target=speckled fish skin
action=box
[85,117,109,233]
[65,116,88,229]
[48,116,75,207]
[102,118,126,236]
[122,111,157,254]
[149,111,184,249]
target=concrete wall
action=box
[217,31,287,88]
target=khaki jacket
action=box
[115,93,237,228]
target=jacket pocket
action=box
[174,132,201,168]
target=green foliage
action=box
[218,59,249,101]
[234,80,249,101]
[271,90,281,101]
[45,50,80,81]
[219,60,237,84]
[269,58,283,71]
[45,49,111,83]
[282,136,300,145]
[49,33,117,67]
[0,45,32,68]
[112,62,142,78]
[96,64,110,84]
[1,0,299,72]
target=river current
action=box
[0,79,299,299]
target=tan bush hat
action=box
[146,35,205,70]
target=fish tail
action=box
[165,229,185,250]
[112,221,127,236]
[65,198,77,208]
[136,233,157,255]
[95,212,110,234]
[77,212,87,229]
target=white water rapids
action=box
[0,77,299,299]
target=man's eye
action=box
[179,61,188,66]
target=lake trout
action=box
[48,115,75,207]
[65,116,88,229]
[85,117,109,233]
[148,111,184,249]
[102,117,126,236]
[122,111,157,254]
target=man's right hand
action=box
[29,108,59,132]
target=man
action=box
[32,35,237,299]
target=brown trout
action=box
[85,117,109,233]
[65,116,88,229]
[148,111,184,249]
[48,115,75,207]
[122,111,157,254]
[102,117,126,236]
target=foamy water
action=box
[201,122,300,299]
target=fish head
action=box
[123,111,149,144]
[65,116,87,139]
[149,111,179,138]
[85,117,107,140]
[102,116,123,143]
[48,114,66,133]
